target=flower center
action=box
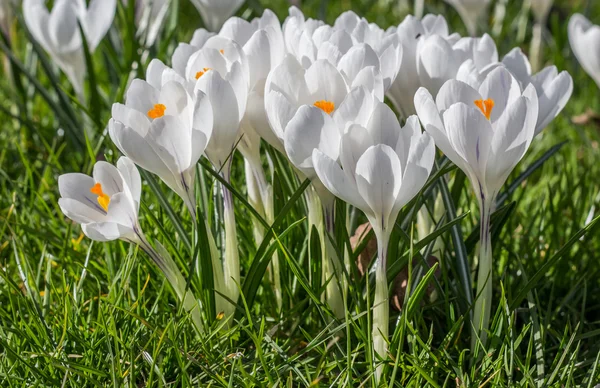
[90,183,110,212]
[195,67,212,80]
[474,98,494,120]
[219,49,224,54]
[314,100,335,115]
[147,103,166,119]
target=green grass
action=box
[1,0,600,386]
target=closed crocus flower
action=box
[569,14,600,88]
[190,0,244,32]
[59,157,142,242]
[388,14,458,118]
[414,66,539,348]
[109,79,213,216]
[312,102,435,378]
[501,48,573,134]
[444,0,491,37]
[23,0,117,96]
[282,6,326,67]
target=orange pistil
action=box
[314,100,335,115]
[90,183,110,212]
[219,49,224,54]
[474,98,494,120]
[147,103,166,119]
[195,67,212,79]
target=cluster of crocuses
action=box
[40,1,578,379]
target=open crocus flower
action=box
[59,157,142,243]
[569,14,600,88]
[312,101,435,378]
[264,55,384,155]
[190,0,244,32]
[414,66,539,348]
[109,79,213,216]
[58,157,203,332]
[388,14,458,118]
[444,0,491,37]
[23,0,117,96]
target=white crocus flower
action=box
[501,48,573,134]
[414,67,539,348]
[569,14,600,88]
[388,14,458,118]
[282,6,326,68]
[190,0,244,32]
[312,102,435,379]
[23,0,117,97]
[58,157,203,332]
[264,55,384,154]
[444,0,491,37]
[416,34,497,99]
[108,79,213,216]
[171,29,216,76]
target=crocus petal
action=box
[84,0,117,51]
[355,144,402,231]
[283,105,340,178]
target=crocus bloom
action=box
[264,55,384,154]
[23,0,117,96]
[569,14,600,88]
[444,0,491,37]
[59,157,142,242]
[312,102,435,377]
[58,157,203,331]
[414,67,539,346]
[108,79,213,215]
[190,0,244,32]
[416,34,497,99]
[388,14,458,118]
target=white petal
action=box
[147,115,193,174]
[117,157,142,208]
[366,101,401,148]
[305,60,349,108]
[435,79,482,112]
[312,149,369,213]
[355,144,402,231]
[92,161,123,196]
[478,66,522,123]
[83,0,117,51]
[283,105,340,178]
[58,173,106,215]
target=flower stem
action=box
[222,165,239,319]
[373,229,390,384]
[136,232,204,334]
[322,194,344,320]
[472,197,494,351]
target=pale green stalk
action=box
[307,184,345,319]
[472,195,494,351]
[416,191,445,257]
[530,23,544,73]
[221,163,240,319]
[136,232,204,333]
[372,228,390,384]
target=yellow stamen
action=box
[195,67,212,80]
[474,98,494,120]
[314,100,335,115]
[147,103,166,119]
[71,233,85,247]
[90,183,110,212]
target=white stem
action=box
[222,167,240,319]
[373,230,390,384]
[321,194,345,319]
[472,196,494,350]
[530,23,544,73]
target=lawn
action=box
[0,0,599,386]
